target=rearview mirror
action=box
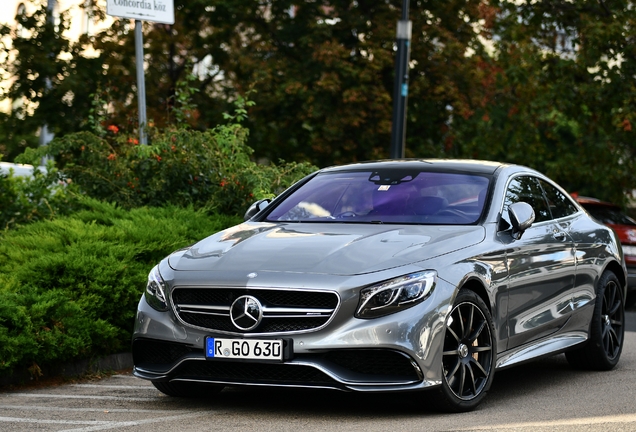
[509,202,535,240]
[244,198,272,221]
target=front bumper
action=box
[131,275,455,392]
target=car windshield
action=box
[266,169,491,225]
[582,204,636,226]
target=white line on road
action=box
[454,413,636,430]
[71,384,154,389]
[0,417,111,425]
[0,404,173,413]
[6,393,157,402]
[58,411,208,432]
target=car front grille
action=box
[174,361,339,387]
[323,350,420,380]
[133,339,422,385]
[133,338,199,372]
[171,287,340,335]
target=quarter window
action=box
[539,179,578,219]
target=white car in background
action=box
[0,161,46,178]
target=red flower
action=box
[128,138,139,145]
[107,125,119,134]
[107,153,116,161]
[155,155,162,162]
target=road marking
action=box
[455,413,636,430]
[6,393,157,402]
[58,412,208,432]
[0,417,111,425]
[0,412,208,432]
[71,384,154,389]
[0,404,171,413]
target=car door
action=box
[499,175,576,349]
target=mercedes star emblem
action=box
[230,295,263,331]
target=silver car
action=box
[132,159,626,412]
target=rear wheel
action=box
[152,381,224,398]
[434,290,496,412]
[566,270,624,370]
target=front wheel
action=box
[566,270,624,370]
[433,290,496,412]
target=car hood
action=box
[168,222,486,276]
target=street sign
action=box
[106,0,174,25]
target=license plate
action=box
[205,337,283,361]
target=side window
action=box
[539,179,578,219]
[501,176,551,230]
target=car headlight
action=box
[145,265,168,311]
[356,271,436,319]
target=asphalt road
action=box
[1,312,635,431]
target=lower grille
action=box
[324,350,420,380]
[134,339,422,385]
[174,361,338,386]
[133,338,200,371]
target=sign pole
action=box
[389,0,412,159]
[134,20,147,145]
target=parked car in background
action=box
[572,194,636,306]
[0,161,46,178]
[133,160,627,412]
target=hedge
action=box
[0,198,241,377]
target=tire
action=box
[433,290,496,413]
[152,381,224,398]
[566,270,625,370]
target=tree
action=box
[449,0,636,205]
[0,2,108,157]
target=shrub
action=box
[0,197,241,377]
[17,100,317,215]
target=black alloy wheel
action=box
[566,270,625,370]
[435,289,496,412]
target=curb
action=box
[0,352,133,387]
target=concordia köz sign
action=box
[106,0,175,24]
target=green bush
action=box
[0,197,241,377]
[17,103,317,215]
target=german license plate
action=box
[205,337,283,361]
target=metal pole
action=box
[135,20,148,145]
[39,0,57,161]
[389,0,411,159]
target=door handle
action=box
[553,231,566,240]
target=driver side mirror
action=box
[244,198,272,221]
[509,202,535,240]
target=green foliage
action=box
[443,0,636,205]
[0,161,79,231]
[0,198,241,376]
[3,0,636,204]
[20,102,316,215]
[0,1,109,159]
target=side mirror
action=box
[509,202,535,240]
[244,198,272,221]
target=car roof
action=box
[0,161,39,177]
[320,159,507,175]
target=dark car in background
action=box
[573,195,636,306]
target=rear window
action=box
[266,170,491,225]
